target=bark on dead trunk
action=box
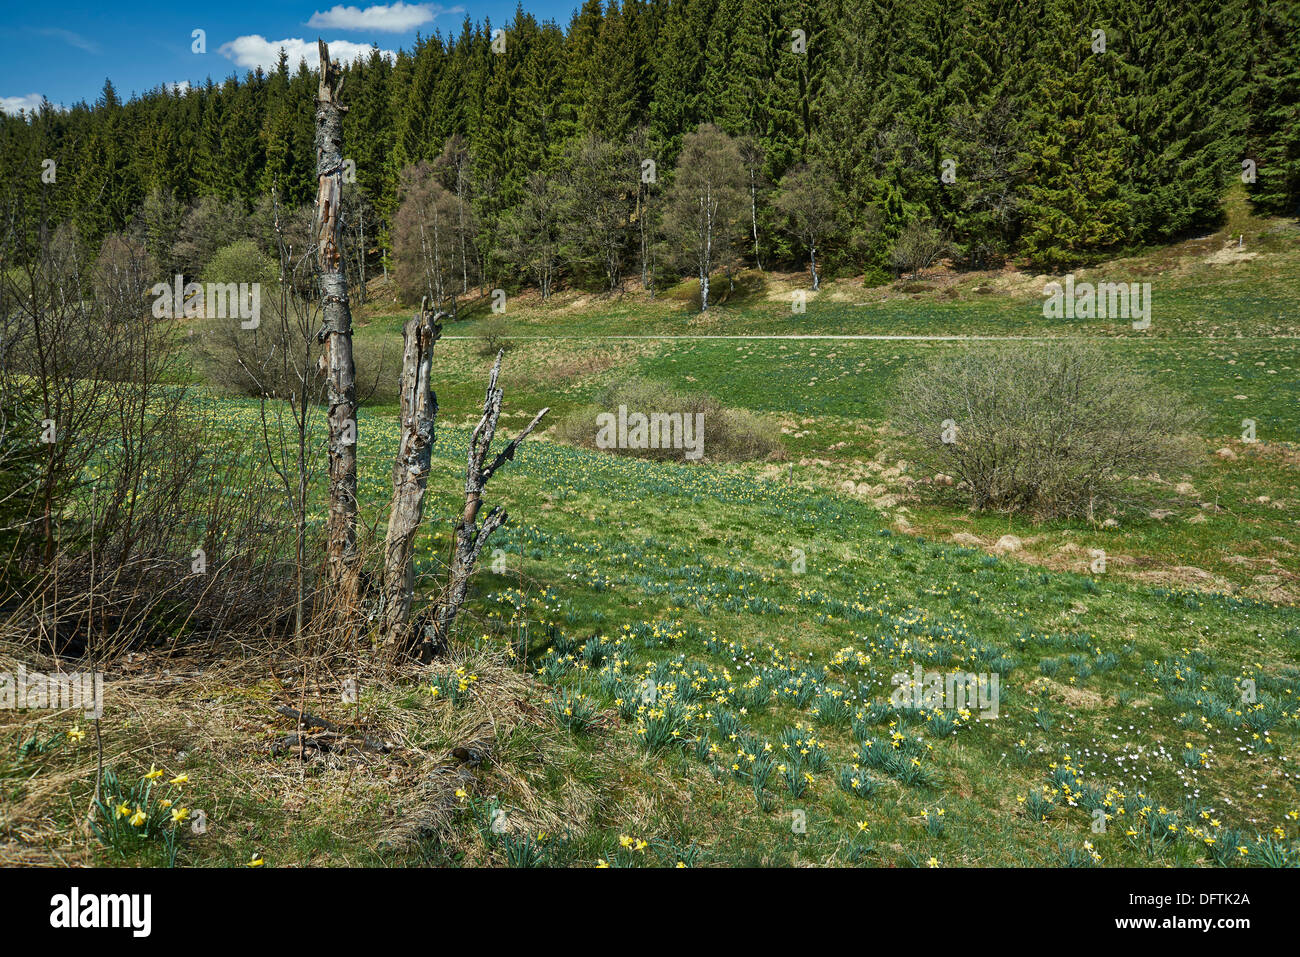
[314,40,359,588]
[423,351,548,661]
[380,297,442,654]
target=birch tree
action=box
[775,159,839,290]
[738,136,767,271]
[662,124,745,311]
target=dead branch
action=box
[424,351,547,661]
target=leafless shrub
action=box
[556,378,784,464]
[473,316,512,357]
[0,201,313,661]
[890,219,952,279]
[892,343,1203,519]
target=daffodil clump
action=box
[811,685,852,726]
[463,794,552,867]
[853,724,940,789]
[921,807,946,838]
[837,764,879,799]
[596,833,700,868]
[547,685,600,733]
[90,765,194,866]
[427,666,478,707]
[1145,653,1298,754]
[633,683,700,753]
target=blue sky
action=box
[0,1,581,114]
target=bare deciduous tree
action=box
[234,194,327,647]
[434,134,478,297]
[775,159,839,290]
[890,218,952,280]
[392,162,461,314]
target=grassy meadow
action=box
[3,214,1298,870]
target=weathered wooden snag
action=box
[380,297,442,653]
[314,39,359,588]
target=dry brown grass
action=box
[0,629,695,867]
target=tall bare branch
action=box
[424,350,547,661]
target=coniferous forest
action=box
[3,0,1298,298]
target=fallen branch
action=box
[272,704,390,754]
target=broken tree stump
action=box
[380,298,443,656]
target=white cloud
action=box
[0,93,48,116]
[34,28,101,55]
[166,81,191,95]
[217,36,395,73]
[307,3,457,32]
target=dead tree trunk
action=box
[423,351,547,661]
[314,39,358,588]
[380,297,442,654]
